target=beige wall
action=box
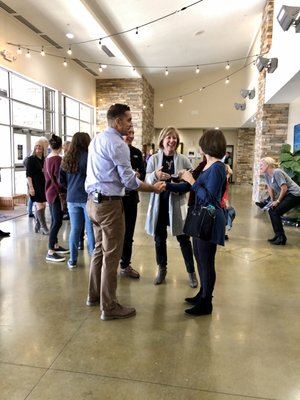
[154,67,250,129]
[0,10,96,106]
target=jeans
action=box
[49,198,63,250]
[28,196,33,215]
[268,193,300,234]
[68,202,95,265]
[193,237,217,298]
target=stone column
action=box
[252,0,289,200]
[95,76,154,150]
[236,128,255,184]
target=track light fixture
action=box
[277,5,300,32]
[234,102,246,111]
[240,88,255,99]
[256,56,278,73]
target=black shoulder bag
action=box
[183,187,216,241]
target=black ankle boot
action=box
[268,234,279,242]
[185,288,202,304]
[270,234,287,245]
[185,297,213,316]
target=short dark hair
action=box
[49,134,62,150]
[199,129,226,159]
[107,104,130,121]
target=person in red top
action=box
[44,134,69,262]
[221,164,232,240]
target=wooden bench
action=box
[0,194,28,210]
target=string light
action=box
[67,46,72,55]
[40,46,45,56]
[26,49,31,58]
[98,64,103,72]
[143,105,146,109]
[179,96,183,103]
[99,38,102,46]
[136,27,139,35]
[196,65,200,74]
[225,61,230,70]
[63,58,67,67]
[157,61,254,107]
[165,67,169,76]
[17,46,22,54]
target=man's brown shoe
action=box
[86,298,100,307]
[101,303,136,321]
[120,266,140,279]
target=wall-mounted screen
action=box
[294,124,300,152]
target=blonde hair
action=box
[32,137,49,157]
[157,126,180,150]
[261,157,277,168]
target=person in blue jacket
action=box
[166,130,226,316]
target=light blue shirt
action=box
[85,127,140,196]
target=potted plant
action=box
[279,144,300,225]
[279,144,300,185]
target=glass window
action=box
[0,67,9,96]
[66,117,79,137]
[80,121,91,134]
[12,101,43,130]
[13,133,27,166]
[65,97,79,118]
[0,168,13,196]
[11,75,43,107]
[0,125,12,167]
[0,97,10,125]
[80,104,91,122]
[15,170,27,194]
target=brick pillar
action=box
[252,0,289,200]
[95,76,154,150]
[236,128,255,184]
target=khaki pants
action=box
[86,197,125,311]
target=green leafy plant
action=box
[279,144,300,185]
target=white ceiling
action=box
[2,0,266,89]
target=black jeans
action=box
[120,194,138,269]
[268,193,300,234]
[193,237,217,298]
[154,207,195,273]
[49,198,64,250]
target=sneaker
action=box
[120,266,140,279]
[55,246,70,254]
[46,253,66,262]
[100,303,136,321]
[68,260,77,269]
[86,298,100,307]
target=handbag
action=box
[183,187,216,241]
[58,192,68,213]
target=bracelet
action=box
[277,199,280,203]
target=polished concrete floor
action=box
[0,184,300,400]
